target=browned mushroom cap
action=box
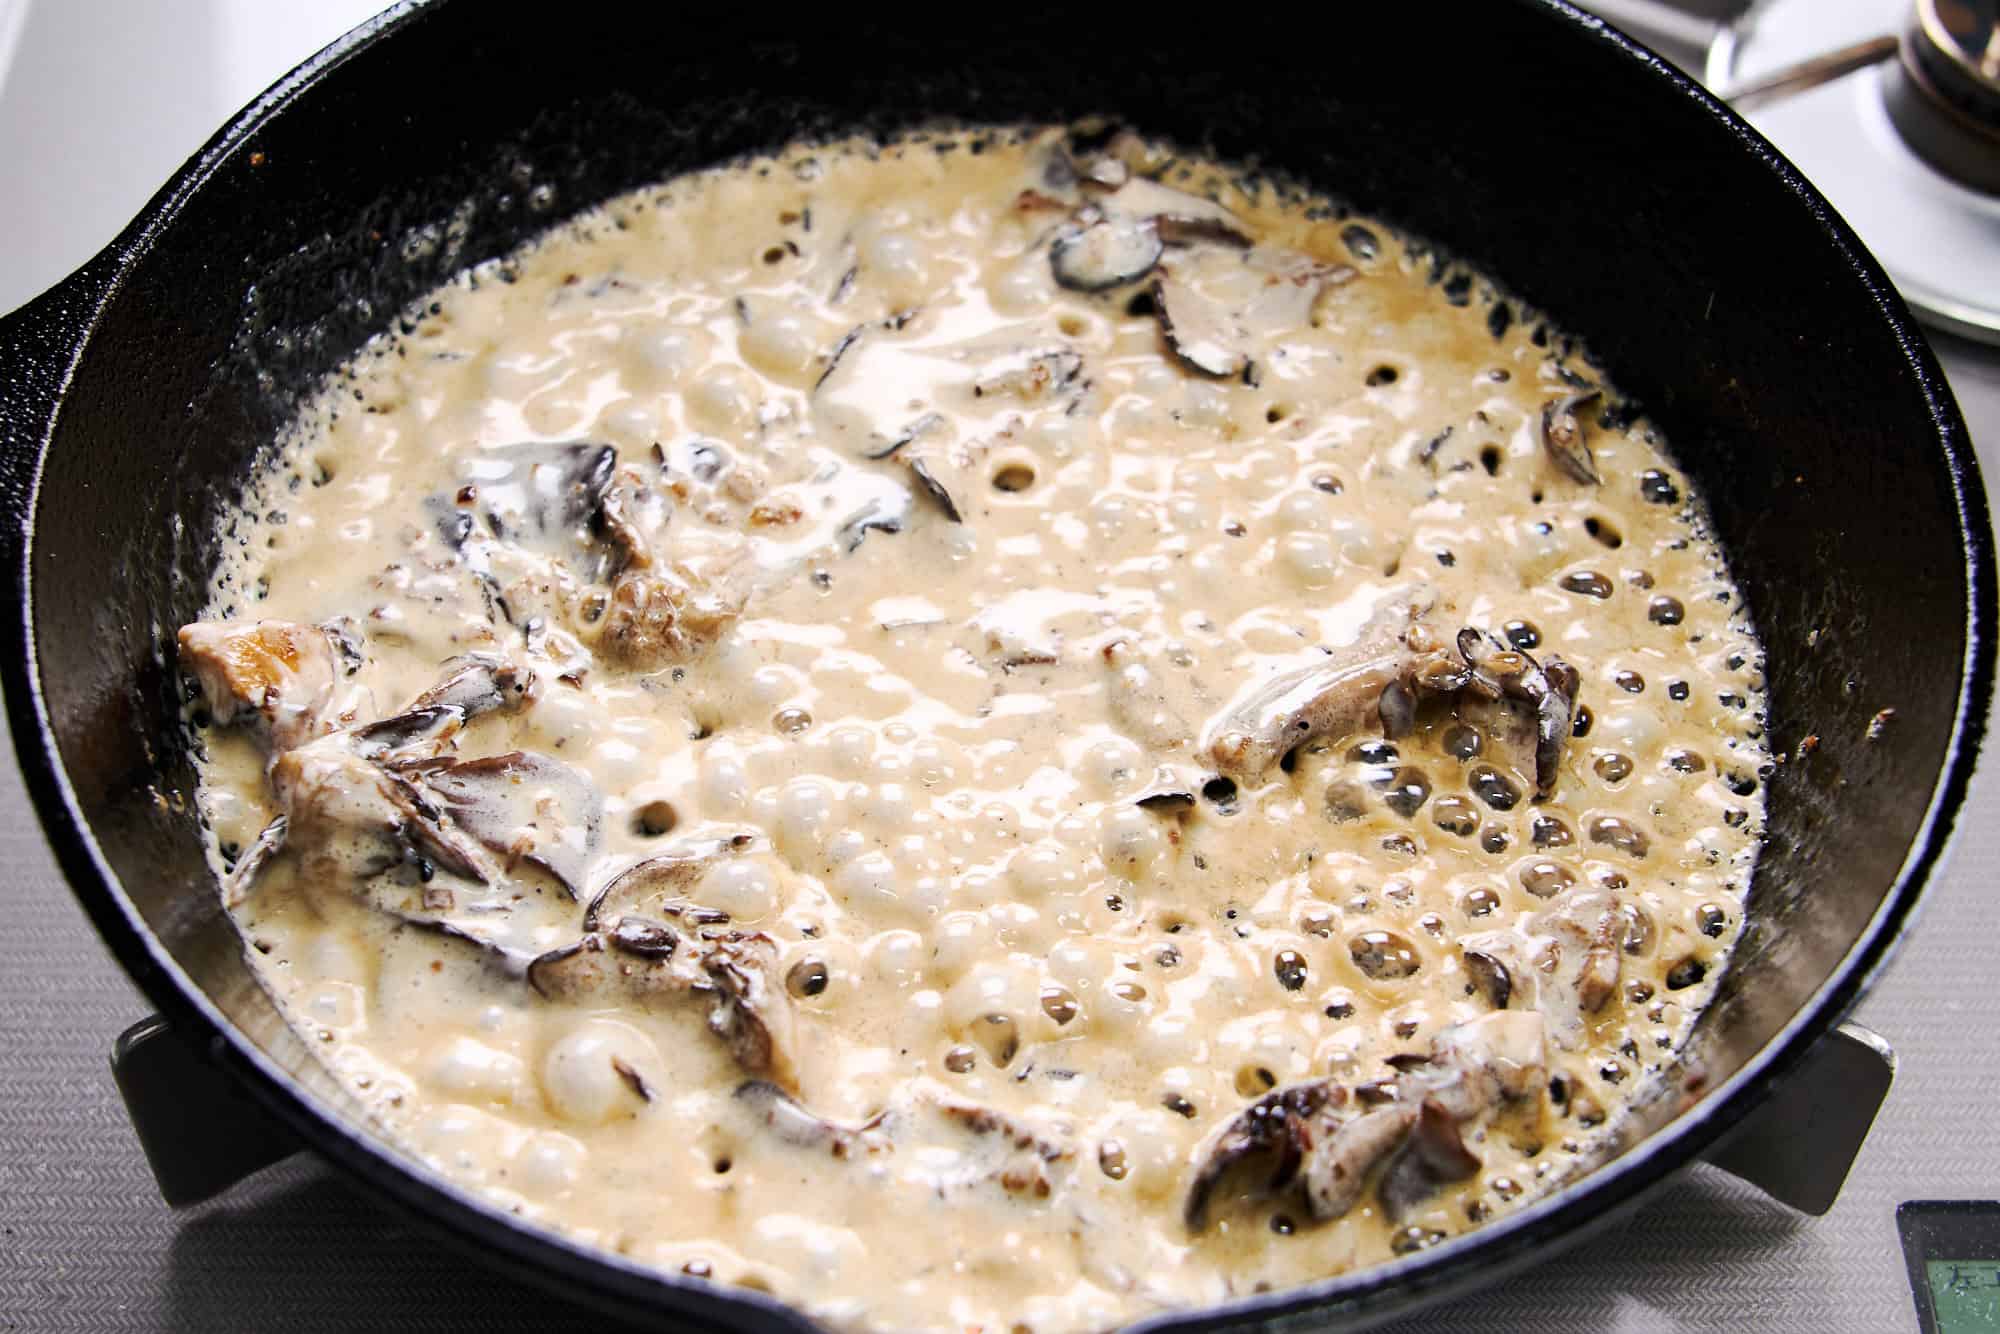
[178,619,339,752]
[1301,1104,1419,1221]
[584,831,761,931]
[1184,1079,1344,1229]
[422,751,604,900]
[1379,1097,1483,1220]
[1541,389,1604,486]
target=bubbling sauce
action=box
[183,127,1767,1333]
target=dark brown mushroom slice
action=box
[1378,679,1418,739]
[1100,178,1253,247]
[611,1056,655,1104]
[905,454,964,523]
[1154,268,1246,378]
[221,814,290,908]
[1301,1104,1418,1221]
[1463,948,1514,1010]
[1453,629,1579,798]
[1532,657,1582,797]
[1135,788,1198,814]
[383,910,536,978]
[1379,1097,1483,1221]
[1183,1079,1343,1229]
[409,654,537,720]
[1205,593,1438,779]
[696,930,800,1092]
[269,731,491,885]
[437,442,622,581]
[734,1080,890,1157]
[421,750,605,900]
[1540,389,1604,486]
[862,411,943,462]
[1051,213,1164,292]
[584,831,761,931]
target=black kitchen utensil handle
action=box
[0,256,119,571]
[111,1014,301,1207]
[1701,1021,1896,1215]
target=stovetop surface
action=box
[1,4,1996,1330]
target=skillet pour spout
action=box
[0,2,1990,1329]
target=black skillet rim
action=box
[0,1,1990,1329]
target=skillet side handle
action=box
[111,1015,302,1207]
[1701,1022,1896,1215]
[0,258,119,572]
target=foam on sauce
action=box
[187,128,1768,1333]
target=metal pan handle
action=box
[1701,1021,1897,1215]
[111,1014,301,1207]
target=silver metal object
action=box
[1710,0,2000,342]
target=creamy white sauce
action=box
[186,128,1768,1334]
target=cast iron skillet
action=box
[0,2,1990,1329]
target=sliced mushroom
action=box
[1099,178,1252,247]
[1527,886,1623,1050]
[420,750,604,900]
[1418,1010,1549,1119]
[735,1080,890,1158]
[269,730,491,885]
[906,453,963,523]
[1454,629,1580,798]
[1463,947,1513,1010]
[1205,594,1439,779]
[1051,212,1164,292]
[178,619,338,752]
[584,831,761,931]
[527,919,688,1003]
[1155,266,1246,378]
[530,922,798,1090]
[935,1099,1072,1164]
[352,656,537,760]
[1379,1097,1483,1221]
[1541,389,1604,486]
[1183,1079,1343,1228]
[438,441,622,580]
[221,814,290,909]
[1301,1105,1418,1221]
